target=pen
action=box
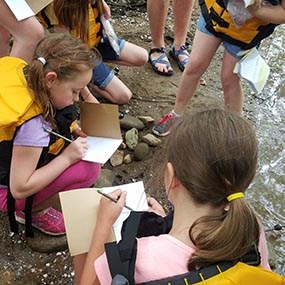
[96,189,134,211]
[43,126,73,143]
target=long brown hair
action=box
[53,0,104,43]
[26,33,100,126]
[165,109,260,269]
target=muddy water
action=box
[244,25,285,274]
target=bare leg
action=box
[147,0,173,74]
[113,41,148,66]
[221,51,243,113]
[147,0,169,48]
[172,0,194,50]
[174,30,221,114]
[0,0,44,63]
[73,254,87,285]
[0,25,10,57]
[91,76,132,105]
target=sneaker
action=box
[152,112,179,137]
[15,207,66,236]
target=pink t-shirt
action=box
[95,231,271,284]
[95,234,195,284]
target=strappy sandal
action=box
[169,44,190,72]
[149,47,174,76]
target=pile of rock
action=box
[109,114,162,167]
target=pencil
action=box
[96,189,134,211]
[43,126,73,143]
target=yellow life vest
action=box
[199,0,279,49]
[0,56,77,170]
[37,2,102,47]
[0,57,42,142]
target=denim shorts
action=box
[92,35,126,89]
[197,15,244,59]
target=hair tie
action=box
[227,192,244,202]
[37,57,46,66]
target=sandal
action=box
[169,44,190,72]
[149,47,174,76]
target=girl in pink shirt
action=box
[74,109,272,284]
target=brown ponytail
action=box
[165,109,260,269]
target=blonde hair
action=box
[26,33,100,126]
[165,109,260,269]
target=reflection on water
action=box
[244,25,285,274]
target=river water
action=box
[244,25,285,274]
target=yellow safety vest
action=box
[199,0,279,49]
[0,57,42,142]
[37,2,102,47]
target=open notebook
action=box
[59,181,148,256]
[80,102,123,164]
[234,48,270,94]
[5,0,52,21]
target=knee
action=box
[19,23,44,46]
[114,88,132,105]
[81,162,101,186]
[136,49,148,65]
[184,59,206,78]
[221,71,240,91]
[28,25,44,44]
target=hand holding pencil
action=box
[43,126,88,162]
[96,189,128,226]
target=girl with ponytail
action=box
[74,109,280,284]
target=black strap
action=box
[24,195,35,237]
[7,185,18,234]
[105,212,144,285]
[149,47,166,56]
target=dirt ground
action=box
[0,4,238,285]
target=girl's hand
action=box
[97,189,126,227]
[80,86,99,103]
[147,197,166,217]
[72,125,87,138]
[62,137,88,164]
[248,0,262,10]
[102,0,111,19]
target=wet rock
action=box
[119,141,127,150]
[133,143,149,161]
[137,116,155,126]
[109,150,124,167]
[142,133,162,146]
[93,168,116,187]
[125,128,139,150]
[123,154,132,164]
[27,231,68,253]
[120,115,145,130]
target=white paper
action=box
[83,136,123,164]
[5,0,34,21]
[59,181,148,256]
[234,48,270,94]
[102,181,148,241]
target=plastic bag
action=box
[227,0,252,27]
[100,15,120,56]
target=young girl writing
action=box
[73,109,282,284]
[38,0,148,105]
[152,0,285,136]
[0,33,101,236]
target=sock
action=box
[171,110,182,117]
